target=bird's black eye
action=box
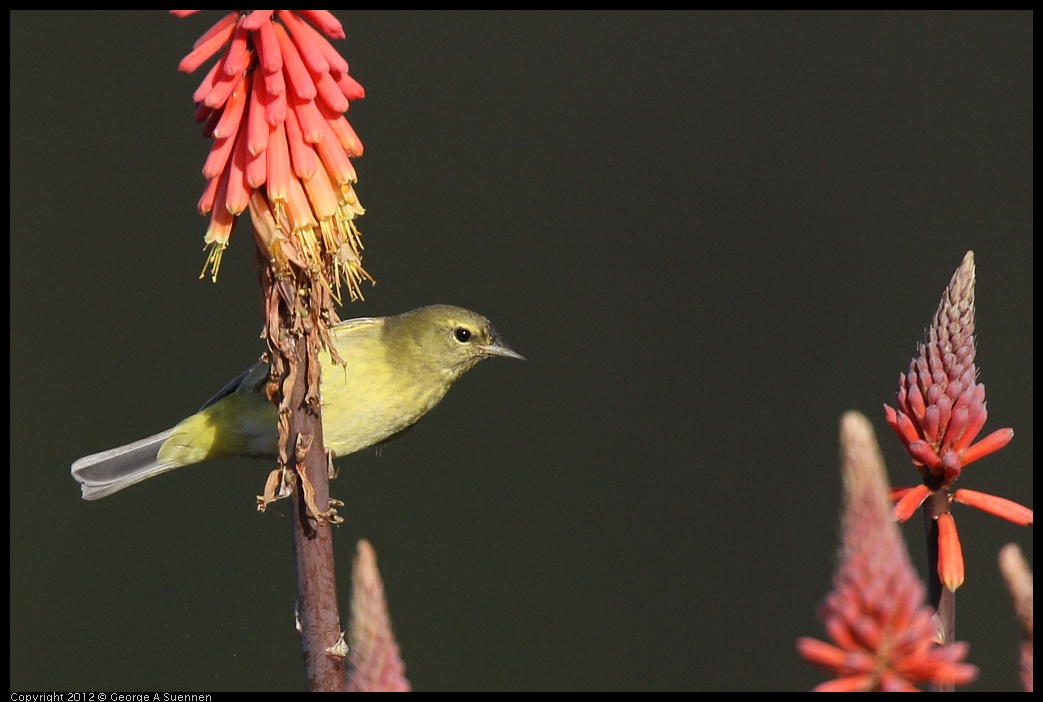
[454,327,472,343]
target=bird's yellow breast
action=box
[157,317,456,467]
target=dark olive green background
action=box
[11,11,1032,691]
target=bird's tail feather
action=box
[71,429,180,500]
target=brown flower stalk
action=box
[998,543,1033,692]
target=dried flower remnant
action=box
[346,540,410,692]
[884,251,1032,591]
[797,412,978,691]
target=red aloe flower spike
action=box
[998,544,1033,692]
[174,10,369,297]
[346,540,410,692]
[884,252,1014,482]
[797,412,977,690]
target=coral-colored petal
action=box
[319,105,364,157]
[285,177,318,232]
[333,71,366,100]
[247,69,269,156]
[796,637,847,668]
[239,9,275,32]
[202,134,235,181]
[211,73,248,140]
[304,163,340,220]
[266,122,291,204]
[314,115,355,185]
[274,23,317,101]
[893,484,931,523]
[308,26,351,75]
[203,67,241,110]
[906,440,943,469]
[179,13,237,73]
[952,397,988,452]
[284,105,317,180]
[896,410,923,446]
[907,384,927,422]
[292,94,327,145]
[890,486,916,502]
[245,144,267,190]
[953,488,1033,526]
[939,406,969,455]
[959,427,1014,467]
[315,70,350,114]
[299,10,346,40]
[265,82,288,126]
[205,172,234,246]
[221,23,250,77]
[197,176,219,215]
[936,513,965,592]
[191,60,223,105]
[255,17,284,75]
[921,405,940,444]
[224,126,251,215]
[278,10,331,75]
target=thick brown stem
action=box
[287,345,346,691]
[258,249,346,691]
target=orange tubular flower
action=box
[797,413,977,690]
[883,252,1032,589]
[173,10,370,302]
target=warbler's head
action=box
[387,305,525,379]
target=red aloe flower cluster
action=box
[797,412,978,691]
[346,540,411,692]
[173,10,370,302]
[998,543,1034,692]
[884,251,1032,591]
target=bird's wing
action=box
[197,361,269,411]
[196,317,382,412]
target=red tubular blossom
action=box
[936,513,965,592]
[178,12,237,73]
[221,23,251,77]
[278,10,330,74]
[952,489,1033,526]
[175,10,369,295]
[883,252,1027,575]
[958,427,1014,466]
[892,484,931,523]
[273,22,317,101]
[298,11,345,39]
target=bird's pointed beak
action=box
[478,338,526,361]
